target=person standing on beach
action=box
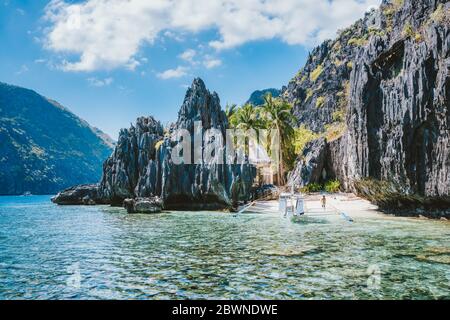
[321,195,326,210]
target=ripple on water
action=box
[0,195,449,300]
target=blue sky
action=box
[0,0,380,139]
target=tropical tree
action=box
[261,93,296,185]
[225,103,238,121]
[227,103,263,156]
[233,103,263,130]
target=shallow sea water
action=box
[0,195,449,300]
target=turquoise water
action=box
[0,195,449,300]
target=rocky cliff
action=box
[246,89,281,106]
[53,79,255,210]
[0,82,114,195]
[286,0,449,214]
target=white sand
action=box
[244,193,384,219]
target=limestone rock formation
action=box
[344,0,449,199]
[53,78,256,210]
[51,184,101,205]
[123,197,163,214]
[284,0,449,213]
[99,116,165,204]
[288,138,328,187]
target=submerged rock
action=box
[416,255,450,265]
[123,197,163,214]
[261,246,319,257]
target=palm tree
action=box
[234,103,263,131]
[226,104,263,158]
[225,103,237,119]
[261,93,295,186]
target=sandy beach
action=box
[245,193,388,220]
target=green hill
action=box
[0,82,114,195]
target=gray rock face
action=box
[282,18,363,131]
[53,78,256,209]
[288,138,328,187]
[152,79,255,209]
[51,184,101,205]
[123,197,163,214]
[338,0,450,198]
[285,0,449,211]
[99,116,164,204]
[326,136,350,190]
[251,184,280,201]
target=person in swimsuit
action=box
[321,195,326,209]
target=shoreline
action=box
[244,193,450,221]
[2,192,448,221]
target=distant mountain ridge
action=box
[246,88,281,106]
[0,82,114,195]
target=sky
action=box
[0,0,381,139]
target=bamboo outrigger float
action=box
[235,191,354,223]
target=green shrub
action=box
[337,80,350,109]
[305,88,314,101]
[332,41,341,52]
[428,4,446,25]
[347,36,368,47]
[316,96,326,108]
[324,122,347,142]
[334,59,343,66]
[293,125,319,155]
[368,27,386,37]
[310,65,324,82]
[155,140,164,151]
[301,183,323,193]
[332,109,346,122]
[392,0,404,10]
[352,178,450,212]
[402,23,414,38]
[414,32,423,42]
[325,180,341,193]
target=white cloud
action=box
[15,65,29,75]
[179,49,197,63]
[44,0,381,72]
[163,30,185,42]
[204,58,222,69]
[125,58,140,71]
[157,66,188,80]
[87,77,114,87]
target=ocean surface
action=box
[0,195,449,300]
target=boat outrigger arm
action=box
[236,201,257,215]
[340,212,354,222]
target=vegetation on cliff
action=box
[283,0,449,213]
[0,82,113,195]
